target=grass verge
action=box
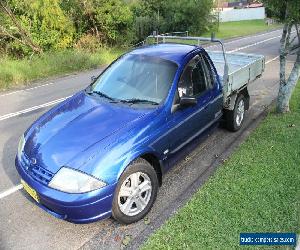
[149,20,281,46]
[204,19,282,39]
[0,48,123,91]
[143,82,300,249]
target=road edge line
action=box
[0,184,23,199]
[0,96,70,121]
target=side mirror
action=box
[91,75,97,83]
[180,96,197,106]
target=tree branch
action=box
[288,44,300,53]
[296,24,300,45]
[0,25,30,48]
[285,22,293,49]
[288,35,298,48]
[0,2,42,53]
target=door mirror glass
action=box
[91,75,97,83]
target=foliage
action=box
[0,0,75,56]
[62,0,134,46]
[133,0,214,40]
[263,0,300,23]
[74,34,102,52]
[143,81,300,250]
[0,0,215,56]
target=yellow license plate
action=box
[21,179,40,203]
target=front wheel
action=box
[112,158,158,224]
[224,95,246,132]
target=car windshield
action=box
[90,54,178,105]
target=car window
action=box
[200,53,215,89]
[91,54,178,104]
[178,55,207,98]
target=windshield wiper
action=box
[87,90,116,102]
[120,98,159,105]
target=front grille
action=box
[28,165,54,185]
[21,153,54,185]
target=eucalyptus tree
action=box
[263,0,300,113]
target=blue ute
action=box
[16,43,227,224]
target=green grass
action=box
[143,83,300,250]
[204,19,282,39]
[0,48,123,90]
[148,20,282,46]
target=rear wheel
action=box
[224,95,246,132]
[112,158,158,224]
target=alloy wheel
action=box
[236,99,245,127]
[118,172,152,216]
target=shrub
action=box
[74,34,102,52]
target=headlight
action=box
[48,167,106,193]
[17,134,25,158]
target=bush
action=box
[4,0,75,55]
[63,0,134,46]
[132,0,215,41]
[0,0,215,56]
[74,34,102,52]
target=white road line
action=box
[0,82,55,97]
[227,30,295,53]
[266,56,280,64]
[0,96,70,121]
[206,29,282,49]
[228,35,281,53]
[0,184,23,199]
[223,29,281,45]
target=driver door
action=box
[165,53,214,167]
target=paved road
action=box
[0,29,295,250]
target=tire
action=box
[224,94,246,132]
[112,158,158,224]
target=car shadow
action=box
[2,134,22,187]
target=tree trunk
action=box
[277,23,289,112]
[276,48,300,113]
[276,22,300,113]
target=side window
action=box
[200,53,216,89]
[178,55,207,98]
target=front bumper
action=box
[16,157,117,223]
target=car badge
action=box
[30,158,37,165]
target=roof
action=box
[129,43,199,65]
[248,3,263,8]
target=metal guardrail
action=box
[133,31,188,48]
[160,31,189,37]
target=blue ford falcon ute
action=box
[16,42,254,224]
